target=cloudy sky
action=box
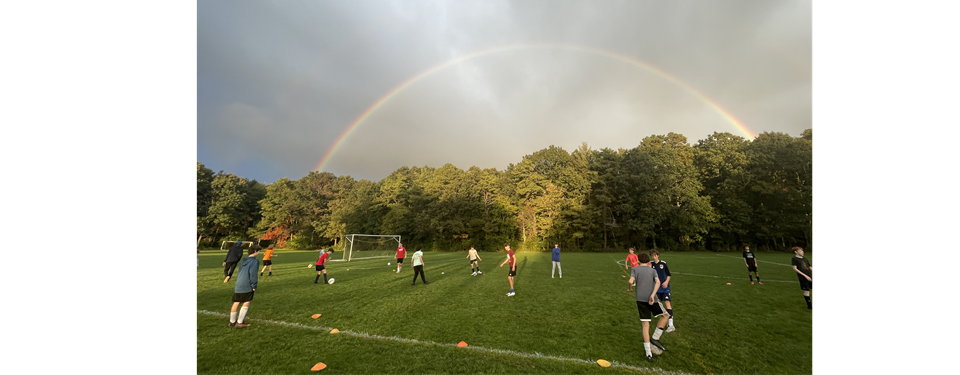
[198,0,811,183]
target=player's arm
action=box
[662,263,671,288]
[500,256,508,267]
[793,265,811,281]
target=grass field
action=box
[197,250,812,374]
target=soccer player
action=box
[499,242,517,296]
[628,252,670,361]
[396,243,406,273]
[551,243,562,279]
[411,247,429,285]
[229,244,260,327]
[650,250,675,332]
[626,247,640,293]
[222,241,244,283]
[314,248,334,284]
[791,246,813,309]
[260,243,278,276]
[743,245,761,285]
[467,246,482,276]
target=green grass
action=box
[198,250,812,374]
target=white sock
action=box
[229,312,238,323]
[238,306,249,323]
[643,342,651,356]
[669,318,674,326]
[653,327,664,340]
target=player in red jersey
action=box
[626,247,640,293]
[314,248,334,284]
[499,242,517,296]
[396,243,406,273]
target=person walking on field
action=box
[260,243,278,276]
[626,247,640,293]
[499,242,517,296]
[396,243,406,273]
[791,246,813,309]
[229,244,260,327]
[628,252,670,361]
[467,246,482,276]
[650,250,675,332]
[743,245,761,285]
[411,247,429,285]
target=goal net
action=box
[342,234,401,261]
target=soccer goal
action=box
[341,234,401,261]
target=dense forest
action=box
[198,130,811,252]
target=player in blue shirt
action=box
[551,243,562,278]
[650,250,675,332]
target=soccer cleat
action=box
[666,325,676,333]
[507,291,515,297]
[260,273,263,276]
[411,283,416,286]
[423,281,430,285]
[236,323,251,328]
[651,339,666,352]
[758,282,763,285]
[559,275,562,278]
[472,272,477,276]
[229,322,237,327]
[646,354,653,362]
[751,281,755,285]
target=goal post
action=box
[342,234,401,262]
[220,240,256,250]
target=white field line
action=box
[709,254,794,267]
[198,310,694,375]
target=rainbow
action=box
[315,43,756,172]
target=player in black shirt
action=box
[791,246,812,309]
[742,245,761,285]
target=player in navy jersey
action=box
[791,246,812,309]
[650,250,675,332]
[743,245,761,285]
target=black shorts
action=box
[397,258,403,264]
[263,260,272,266]
[316,265,325,272]
[746,263,757,272]
[657,292,671,301]
[469,259,478,265]
[232,291,255,303]
[636,299,667,321]
[508,266,516,277]
[798,275,812,291]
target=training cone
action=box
[621,275,625,278]
[311,314,322,319]
[597,359,611,367]
[329,328,339,334]
[726,282,732,285]
[311,362,327,371]
[457,341,468,348]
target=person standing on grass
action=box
[650,250,675,332]
[791,246,813,309]
[260,244,278,276]
[467,246,482,276]
[229,244,260,327]
[551,243,562,279]
[314,249,334,284]
[396,243,406,273]
[743,245,761,285]
[222,241,244,283]
[626,248,640,292]
[411,247,429,285]
[499,242,517,296]
[628,252,670,361]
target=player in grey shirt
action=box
[628,252,671,361]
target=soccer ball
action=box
[307,264,312,268]
[651,345,663,355]
[388,262,391,265]
[328,278,335,284]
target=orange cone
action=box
[726,282,732,285]
[330,328,339,334]
[457,341,468,347]
[311,314,322,319]
[311,362,327,371]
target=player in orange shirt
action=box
[626,247,640,293]
[259,244,278,276]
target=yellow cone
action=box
[597,359,611,367]
[329,328,339,334]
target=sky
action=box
[198,0,811,183]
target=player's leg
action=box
[236,301,252,327]
[314,265,323,283]
[260,264,267,276]
[755,271,761,284]
[229,301,240,326]
[637,301,653,360]
[268,263,273,276]
[662,297,675,330]
[799,277,812,309]
[557,261,562,278]
[803,290,811,309]
[322,269,329,284]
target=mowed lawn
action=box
[197,250,812,374]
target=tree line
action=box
[198,130,811,252]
